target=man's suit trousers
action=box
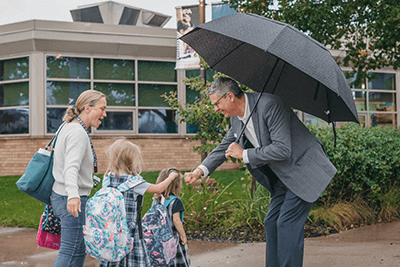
[264,179,313,267]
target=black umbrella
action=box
[180,13,359,131]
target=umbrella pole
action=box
[332,122,337,147]
[325,89,337,148]
[235,59,285,143]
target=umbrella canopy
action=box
[180,13,359,124]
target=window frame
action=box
[0,55,30,136]
[342,68,398,128]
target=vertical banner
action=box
[175,5,200,70]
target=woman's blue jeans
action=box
[51,191,88,267]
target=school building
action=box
[0,1,399,176]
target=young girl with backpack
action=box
[98,138,178,267]
[153,168,191,267]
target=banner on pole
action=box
[175,5,200,70]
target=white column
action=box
[29,52,46,136]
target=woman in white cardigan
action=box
[51,90,107,267]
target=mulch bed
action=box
[187,222,339,243]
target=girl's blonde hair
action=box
[105,138,143,177]
[153,168,183,201]
[63,90,106,123]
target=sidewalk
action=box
[1,222,400,266]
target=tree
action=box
[163,59,252,162]
[162,66,231,158]
[224,0,400,86]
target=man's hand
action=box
[67,198,81,217]
[225,142,244,160]
[184,168,203,185]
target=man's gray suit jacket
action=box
[202,93,337,203]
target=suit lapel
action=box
[246,93,263,147]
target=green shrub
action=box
[309,123,400,206]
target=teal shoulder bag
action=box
[16,122,66,205]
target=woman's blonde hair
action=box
[153,167,183,201]
[105,138,143,177]
[63,90,106,123]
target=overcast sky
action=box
[0,0,218,28]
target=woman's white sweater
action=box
[52,123,94,200]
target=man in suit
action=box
[184,77,337,267]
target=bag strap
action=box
[45,122,66,151]
[136,195,143,240]
[75,117,98,173]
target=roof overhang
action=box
[0,20,176,58]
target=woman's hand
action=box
[67,198,81,217]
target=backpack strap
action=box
[102,173,144,192]
[101,174,111,189]
[163,195,178,207]
[167,198,176,219]
[136,195,143,240]
[117,175,144,193]
[164,195,184,222]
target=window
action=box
[138,109,178,133]
[93,83,135,106]
[0,57,29,134]
[46,56,91,133]
[138,84,177,107]
[137,60,177,134]
[344,71,397,128]
[184,69,217,133]
[47,56,90,79]
[45,56,177,135]
[138,60,176,82]
[94,59,134,81]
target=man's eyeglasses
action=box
[211,92,228,108]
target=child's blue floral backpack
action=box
[142,195,178,266]
[83,174,143,262]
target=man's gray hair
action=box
[208,77,244,98]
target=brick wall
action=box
[0,136,239,177]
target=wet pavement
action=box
[1,222,400,266]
